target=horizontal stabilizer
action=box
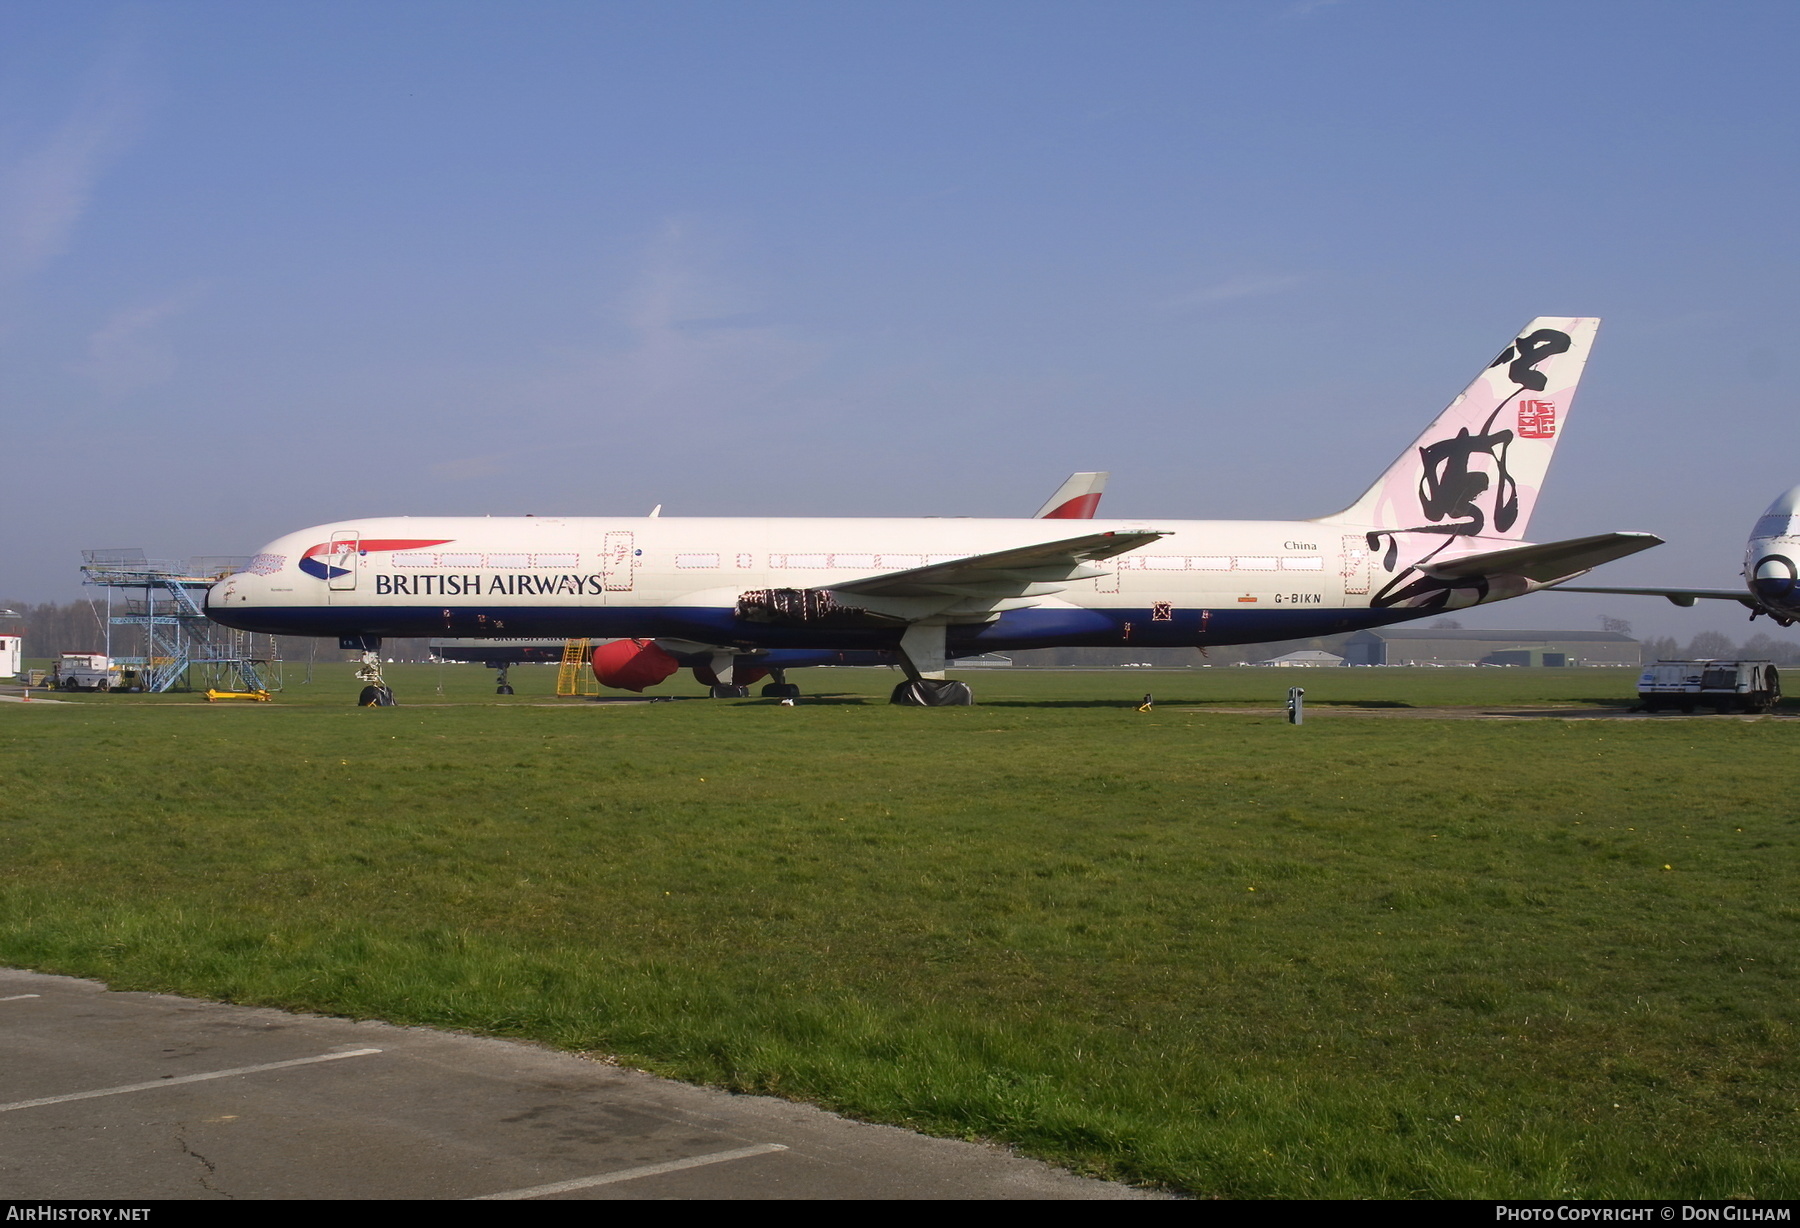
[1420,532,1663,585]
[1549,584,1755,610]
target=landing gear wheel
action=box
[761,683,802,699]
[709,684,751,699]
[890,679,975,706]
[496,684,514,695]
[358,684,396,707]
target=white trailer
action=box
[1637,660,1781,714]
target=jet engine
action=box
[591,638,680,692]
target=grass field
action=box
[3,665,1796,1197]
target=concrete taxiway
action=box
[0,968,1157,1200]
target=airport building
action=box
[1340,628,1640,667]
[1250,650,1346,667]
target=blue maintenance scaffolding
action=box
[79,550,280,694]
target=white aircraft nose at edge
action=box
[1553,484,1800,626]
[205,317,1661,705]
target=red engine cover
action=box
[591,638,680,692]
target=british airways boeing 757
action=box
[205,317,1660,704]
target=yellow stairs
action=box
[556,638,594,696]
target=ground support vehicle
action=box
[1637,660,1781,713]
[51,653,125,691]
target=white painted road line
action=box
[471,1143,791,1200]
[1,994,41,1001]
[0,1048,384,1113]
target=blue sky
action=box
[3,0,1796,639]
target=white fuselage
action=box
[205,513,1530,656]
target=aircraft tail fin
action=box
[1317,317,1599,541]
[1035,472,1109,519]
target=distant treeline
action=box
[1637,630,1800,666]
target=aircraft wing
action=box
[829,529,1166,599]
[1547,584,1756,609]
[1420,532,1663,585]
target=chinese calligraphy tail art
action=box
[1318,317,1641,613]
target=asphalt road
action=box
[0,968,1157,1200]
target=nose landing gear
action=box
[355,649,395,706]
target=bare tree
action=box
[1685,630,1737,660]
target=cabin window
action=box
[676,553,720,569]
[533,553,579,568]
[1280,557,1324,571]
[1236,556,1279,571]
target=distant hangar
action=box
[1341,628,1640,667]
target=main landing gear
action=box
[891,678,974,705]
[708,676,801,701]
[889,623,974,706]
[700,656,801,700]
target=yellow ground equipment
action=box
[556,638,598,696]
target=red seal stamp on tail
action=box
[1517,399,1556,439]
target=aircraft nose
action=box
[1761,485,1800,519]
[206,572,249,618]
